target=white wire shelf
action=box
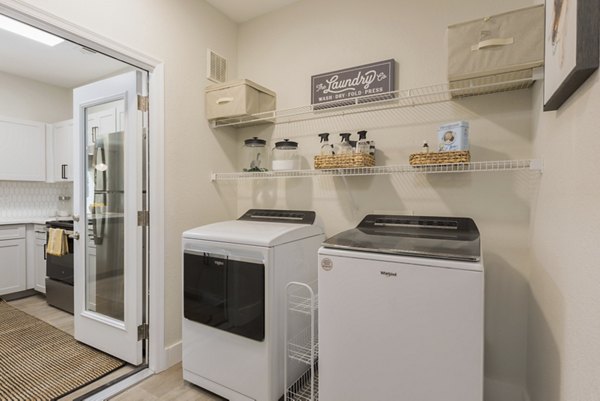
[285,281,318,401]
[210,71,536,128]
[289,341,319,365]
[288,293,319,314]
[289,327,319,365]
[287,370,319,401]
[211,159,542,181]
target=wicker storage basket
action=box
[409,151,470,166]
[314,154,375,169]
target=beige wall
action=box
[12,4,594,399]
[528,75,600,400]
[235,0,537,399]
[0,70,71,122]
[17,0,239,350]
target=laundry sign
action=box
[311,59,396,107]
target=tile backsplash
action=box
[0,181,73,218]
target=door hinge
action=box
[137,323,149,341]
[137,210,149,227]
[137,95,149,112]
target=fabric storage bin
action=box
[206,79,276,121]
[448,5,543,83]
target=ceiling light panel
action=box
[0,14,64,47]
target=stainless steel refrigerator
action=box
[90,130,125,321]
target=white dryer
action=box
[318,215,484,401]
[182,209,324,401]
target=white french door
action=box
[73,71,147,365]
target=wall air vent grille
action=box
[207,49,227,83]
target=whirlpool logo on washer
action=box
[380,271,397,277]
[321,258,333,271]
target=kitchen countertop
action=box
[0,216,72,226]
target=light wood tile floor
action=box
[111,364,225,401]
[9,293,74,335]
[8,294,134,400]
[9,295,225,400]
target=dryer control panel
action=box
[238,209,316,225]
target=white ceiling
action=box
[0,1,298,88]
[0,26,131,89]
[206,0,302,23]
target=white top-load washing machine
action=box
[182,209,324,401]
[318,215,484,401]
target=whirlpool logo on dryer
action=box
[380,271,397,277]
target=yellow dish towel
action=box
[47,228,68,256]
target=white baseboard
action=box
[485,377,527,401]
[165,340,182,368]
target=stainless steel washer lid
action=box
[322,215,481,262]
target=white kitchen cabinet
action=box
[41,105,122,186]
[0,225,27,296]
[48,119,74,182]
[86,99,124,144]
[33,226,47,293]
[0,116,46,181]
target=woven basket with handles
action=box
[409,151,470,166]
[314,154,375,169]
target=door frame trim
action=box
[0,0,158,71]
[0,0,168,372]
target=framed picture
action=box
[543,0,599,111]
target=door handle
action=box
[61,164,67,179]
[43,243,47,260]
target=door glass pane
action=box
[85,99,126,321]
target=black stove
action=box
[46,220,74,230]
[45,220,74,314]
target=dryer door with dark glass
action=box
[184,250,265,341]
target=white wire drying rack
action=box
[211,159,542,181]
[285,281,319,401]
[210,71,537,129]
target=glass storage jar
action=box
[57,195,71,217]
[242,137,268,172]
[272,139,299,171]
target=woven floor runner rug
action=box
[0,299,124,401]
